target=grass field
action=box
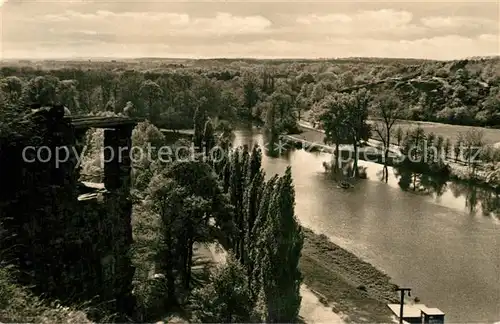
[299,118,500,146]
[385,120,500,145]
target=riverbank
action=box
[196,227,401,323]
[293,122,500,190]
[300,228,400,323]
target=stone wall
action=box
[0,107,135,319]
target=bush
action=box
[0,265,92,323]
[189,253,261,323]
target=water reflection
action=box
[393,166,448,198]
[234,127,500,220]
[231,130,499,322]
[447,181,500,217]
[372,164,500,219]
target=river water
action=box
[232,128,500,323]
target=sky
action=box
[0,0,499,60]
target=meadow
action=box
[388,120,500,145]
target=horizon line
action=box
[2,55,499,62]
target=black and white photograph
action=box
[0,0,498,323]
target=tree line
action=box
[1,57,499,132]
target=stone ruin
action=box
[0,106,138,319]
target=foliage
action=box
[319,94,351,171]
[190,253,261,323]
[257,167,303,322]
[2,57,499,132]
[0,265,92,324]
[398,126,451,176]
[319,90,371,177]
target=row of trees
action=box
[191,151,303,323]
[98,107,303,322]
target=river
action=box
[232,128,500,323]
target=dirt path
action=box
[299,286,346,324]
[198,243,346,324]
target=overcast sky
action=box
[1,0,499,60]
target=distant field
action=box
[385,120,500,145]
[297,119,500,146]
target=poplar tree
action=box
[246,145,263,184]
[202,119,215,160]
[243,171,265,281]
[249,175,279,298]
[228,146,249,261]
[193,106,206,150]
[260,167,303,323]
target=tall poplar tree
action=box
[260,167,303,323]
[249,175,279,298]
[193,106,206,150]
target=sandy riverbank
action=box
[300,228,400,323]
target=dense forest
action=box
[1,57,499,130]
[1,57,500,323]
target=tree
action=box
[123,101,135,117]
[264,98,278,137]
[0,76,24,105]
[268,91,296,134]
[343,89,372,177]
[193,104,207,151]
[56,79,80,113]
[372,93,402,181]
[202,119,216,158]
[462,129,485,175]
[319,94,350,172]
[21,76,59,107]
[444,137,452,160]
[242,145,264,277]
[89,86,104,113]
[139,80,163,121]
[219,89,241,120]
[259,167,303,322]
[426,132,436,163]
[242,73,260,118]
[243,170,265,284]
[455,133,463,163]
[79,128,105,182]
[395,126,404,147]
[436,135,444,160]
[131,121,166,190]
[228,146,250,262]
[146,178,184,307]
[190,253,261,323]
[249,175,279,298]
[146,161,233,305]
